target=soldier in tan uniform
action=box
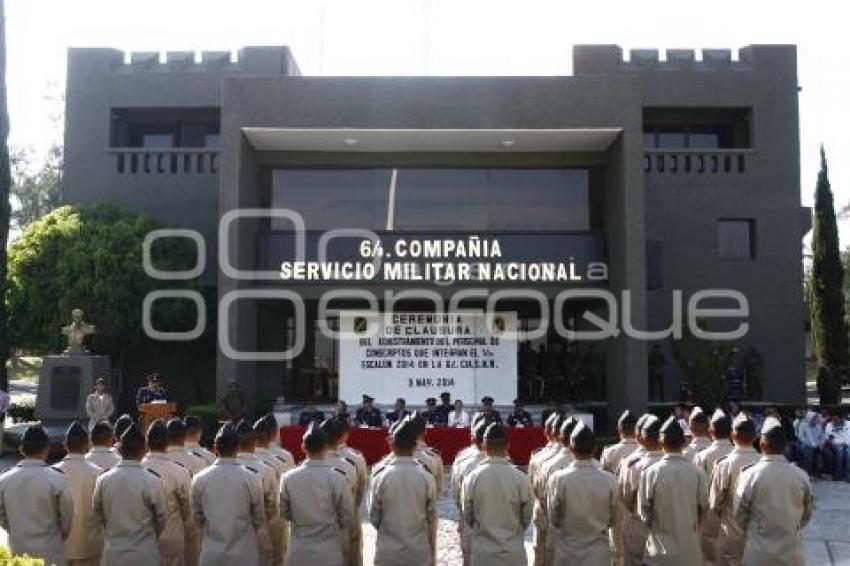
[455,414,486,466]
[602,410,640,474]
[235,420,277,565]
[86,421,120,471]
[709,413,760,566]
[0,425,75,566]
[536,416,581,564]
[733,416,813,566]
[254,416,292,566]
[320,417,359,562]
[184,415,216,466]
[369,417,438,566]
[259,413,295,472]
[531,412,566,566]
[192,423,265,565]
[93,424,168,566]
[56,422,104,566]
[411,412,444,493]
[619,414,663,566]
[451,419,488,565]
[683,407,711,463]
[694,409,734,564]
[638,415,708,566]
[166,418,206,476]
[280,423,355,566]
[339,419,369,566]
[462,423,533,566]
[143,420,192,566]
[548,423,621,566]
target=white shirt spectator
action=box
[797,412,825,448]
[448,410,470,428]
[825,419,850,446]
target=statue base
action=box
[35,354,112,423]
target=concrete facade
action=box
[62,44,810,421]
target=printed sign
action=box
[338,311,518,405]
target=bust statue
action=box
[62,308,96,354]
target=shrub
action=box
[6,401,35,423]
[0,545,45,565]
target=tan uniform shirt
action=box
[709,446,761,565]
[191,457,265,566]
[54,454,104,561]
[733,455,813,566]
[694,439,735,560]
[682,436,712,464]
[167,445,206,477]
[280,460,355,566]
[93,460,168,565]
[415,441,443,496]
[238,452,278,564]
[340,444,369,566]
[86,393,115,431]
[86,445,120,471]
[185,442,216,467]
[369,456,438,566]
[601,438,640,475]
[143,452,192,565]
[256,446,291,566]
[462,456,533,566]
[532,444,571,566]
[638,453,708,566]
[0,459,75,566]
[451,448,485,566]
[548,460,621,566]
[620,449,662,566]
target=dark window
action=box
[110,108,220,148]
[271,168,592,231]
[643,107,751,149]
[718,219,755,259]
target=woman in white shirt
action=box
[86,377,115,431]
[447,400,470,427]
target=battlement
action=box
[573,44,796,75]
[67,46,301,76]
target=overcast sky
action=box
[5,0,849,244]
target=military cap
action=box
[710,408,727,424]
[570,421,594,443]
[641,415,662,437]
[426,398,437,405]
[761,416,785,440]
[560,416,580,440]
[146,419,169,445]
[235,420,256,441]
[483,423,506,442]
[660,415,685,443]
[22,424,49,447]
[121,423,145,446]
[65,421,88,442]
[618,410,638,427]
[473,419,489,443]
[481,396,495,405]
[362,394,374,402]
[392,417,418,446]
[440,392,451,400]
[214,423,239,452]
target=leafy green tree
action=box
[811,147,847,405]
[6,204,202,390]
[10,143,63,231]
[670,319,734,408]
[0,0,12,391]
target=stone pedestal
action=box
[36,355,112,422]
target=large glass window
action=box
[271,168,590,231]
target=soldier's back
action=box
[0,460,74,566]
[191,458,263,566]
[281,461,353,566]
[462,457,533,566]
[734,456,812,566]
[601,439,639,474]
[55,454,104,562]
[86,446,120,470]
[94,461,167,565]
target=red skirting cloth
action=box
[280,425,546,466]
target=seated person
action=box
[797,409,831,477]
[472,396,503,426]
[334,400,351,426]
[506,400,534,427]
[386,398,411,426]
[447,400,469,427]
[298,403,325,426]
[420,398,441,426]
[434,392,453,425]
[354,394,383,427]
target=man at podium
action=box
[136,373,171,405]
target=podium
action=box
[139,402,177,434]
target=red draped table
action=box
[280,425,546,466]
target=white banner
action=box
[339,312,518,405]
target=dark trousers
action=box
[800,444,834,476]
[825,443,850,480]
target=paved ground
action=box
[0,456,847,564]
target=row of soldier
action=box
[0,404,815,566]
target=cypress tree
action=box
[0,0,11,391]
[811,146,847,405]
